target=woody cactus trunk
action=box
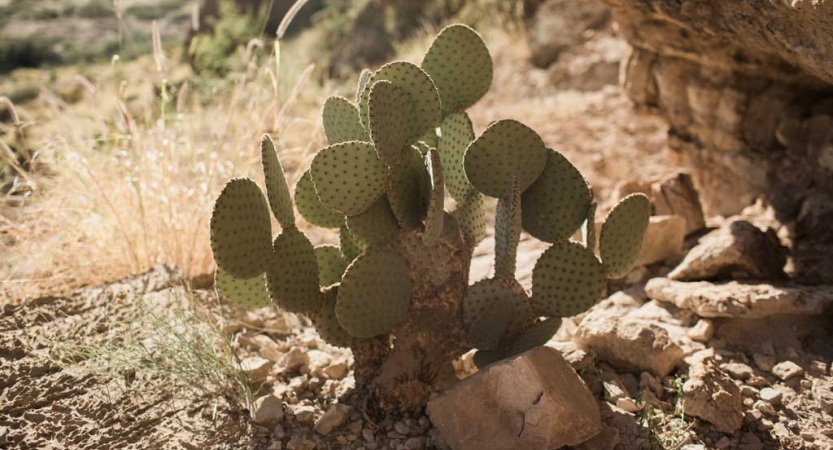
[210,25,650,413]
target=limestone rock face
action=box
[596,0,833,283]
[427,346,601,450]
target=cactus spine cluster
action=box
[210,24,650,410]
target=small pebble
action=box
[772,361,804,381]
[759,387,782,405]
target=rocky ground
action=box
[2,195,831,449]
[3,2,832,449]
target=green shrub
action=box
[189,2,261,76]
[0,39,61,73]
[75,0,115,19]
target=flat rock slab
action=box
[427,346,601,450]
[571,291,690,377]
[646,278,833,319]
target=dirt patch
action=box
[0,266,259,449]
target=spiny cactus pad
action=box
[463,119,548,198]
[468,302,512,351]
[356,69,372,104]
[215,269,270,309]
[600,193,650,278]
[311,141,386,215]
[386,146,428,230]
[336,247,412,338]
[210,178,273,279]
[266,227,321,313]
[494,177,522,279]
[261,135,295,227]
[506,317,562,356]
[295,171,344,229]
[312,286,355,348]
[339,225,366,262]
[369,80,415,166]
[422,24,493,114]
[437,112,475,201]
[359,61,442,139]
[315,245,348,287]
[346,196,399,247]
[531,241,606,317]
[420,128,439,149]
[452,191,487,248]
[422,149,445,246]
[463,278,529,332]
[521,149,592,243]
[323,96,370,145]
[583,201,598,250]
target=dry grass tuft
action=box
[0,37,334,302]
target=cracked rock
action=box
[427,346,601,450]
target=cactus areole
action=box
[209,24,650,413]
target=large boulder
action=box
[669,219,787,281]
[595,0,833,284]
[427,346,601,450]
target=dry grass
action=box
[1,13,671,304]
[0,33,341,302]
[39,287,258,413]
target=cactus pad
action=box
[506,317,562,356]
[315,245,348,287]
[494,177,522,279]
[266,227,321,313]
[359,61,442,140]
[452,191,487,248]
[346,196,400,247]
[215,269,271,309]
[369,80,416,165]
[422,149,445,246]
[468,302,512,351]
[582,200,598,250]
[310,141,386,216]
[521,149,592,243]
[422,24,493,114]
[600,193,650,278]
[295,171,344,229]
[463,119,548,198]
[210,177,273,278]
[339,225,366,262]
[463,278,529,330]
[531,241,606,317]
[311,286,356,348]
[336,247,412,338]
[386,146,427,230]
[420,128,440,149]
[356,69,372,104]
[261,135,295,227]
[437,112,475,201]
[323,96,370,145]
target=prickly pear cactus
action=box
[210,24,650,413]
